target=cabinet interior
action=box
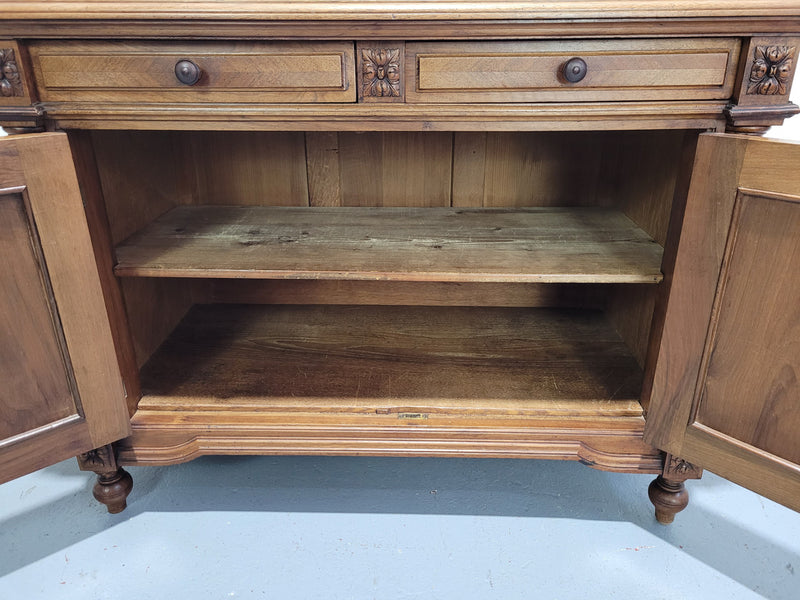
[85,128,696,418]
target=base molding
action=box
[117,410,664,474]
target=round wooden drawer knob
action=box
[175,59,202,86]
[563,57,588,83]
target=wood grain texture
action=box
[695,190,800,464]
[4,18,800,43]
[118,278,197,369]
[67,130,142,415]
[645,134,800,502]
[452,130,685,225]
[209,280,607,309]
[3,1,800,22]
[29,40,356,103]
[408,39,740,103]
[0,189,77,440]
[119,408,663,472]
[305,132,342,207]
[605,284,657,369]
[186,132,310,207]
[113,206,664,283]
[119,407,663,472]
[0,133,129,485]
[90,130,197,368]
[13,133,130,447]
[453,132,611,208]
[91,130,193,244]
[603,130,693,368]
[335,132,452,206]
[611,130,688,246]
[639,130,701,415]
[119,302,660,471]
[643,134,750,453]
[682,424,800,513]
[0,417,93,484]
[35,101,729,133]
[139,304,644,408]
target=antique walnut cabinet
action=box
[1,1,799,523]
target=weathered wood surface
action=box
[115,206,664,283]
[139,304,645,410]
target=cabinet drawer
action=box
[29,41,356,103]
[406,39,740,103]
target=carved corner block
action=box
[357,42,405,103]
[0,39,40,128]
[0,48,24,98]
[663,453,703,481]
[78,444,120,474]
[727,37,800,132]
[0,41,32,103]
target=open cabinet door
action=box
[645,133,800,511]
[0,132,130,484]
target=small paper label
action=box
[397,412,428,420]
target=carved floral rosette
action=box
[748,45,795,95]
[361,48,402,98]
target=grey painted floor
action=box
[1,456,798,599]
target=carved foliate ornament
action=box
[0,48,24,97]
[663,454,702,480]
[78,444,119,473]
[361,48,402,98]
[748,45,795,95]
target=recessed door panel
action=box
[0,189,78,440]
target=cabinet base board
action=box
[117,410,663,474]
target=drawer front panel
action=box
[30,41,356,103]
[407,39,740,103]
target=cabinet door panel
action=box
[0,189,77,439]
[645,133,800,511]
[696,190,800,464]
[0,132,130,483]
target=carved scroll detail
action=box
[747,45,795,95]
[361,48,402,98]
[0,49,24,97]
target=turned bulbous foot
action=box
[93,467,133,514]
[648,475,689,524]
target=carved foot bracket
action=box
[77,444,133,514]
[648,454,702,524]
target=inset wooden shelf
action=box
[114,206,664,283]
[139,304,645,414]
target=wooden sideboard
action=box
[1,1,799,523]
